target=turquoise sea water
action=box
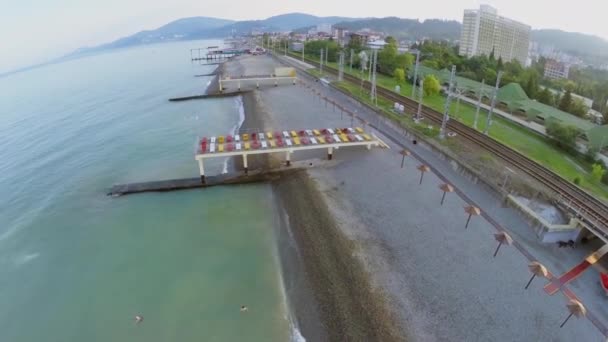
[0,41,291,341]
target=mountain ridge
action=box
[60,13,608,64]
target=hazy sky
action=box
[1,0,606,73]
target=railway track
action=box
[284,53,608,237]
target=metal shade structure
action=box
[464,205,481,229]
[525,261,549,289]
[417,165,431,184]
[493,232,513,257]
[560,300,587,328]
[439,183,455,205]
[400,149,412,168]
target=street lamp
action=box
[400,149,411,168]
[493,232,513,257]
[417,164,430,184]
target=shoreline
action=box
[234,84,403,339]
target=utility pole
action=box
[284,38,287,56]
[416,79,424,121]
[338,51,344,81]
[320,48,324,74]
[411,50,421,99]
[473,79,485,130]
[349,49,354,72]
[302,41,305,61]
[484,71,503,135]
[439,65,456,139]
[454,82,461,116]
[371,49,378,106]
[368,50,373,81]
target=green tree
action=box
[395,53,414,71]
[497,56,504,70]
[483,67,497,84]
[564,81,576,92]
[304,40,340,62]
[570,97,589,117]
[554,93,562,106]
[423,59,440,69]
[545,120,581,150]
[378,38,399,75]
[346,38,364,53]
[385,36,397,45]
[423,74,441,96]
[537,88,554,105]
[591,164,606,183]
[525,73,539,99]
[559,90,573,112]
[394,68,405,83]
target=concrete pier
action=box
[168,91,248,102]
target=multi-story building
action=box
[544,59,571,79]
[459,5,531,64]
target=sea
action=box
[0,40,302,341]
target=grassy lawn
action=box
[294,53,608,200]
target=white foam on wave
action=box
[222,96,246,174]
[273,205,307,342]
[14,253,40,266]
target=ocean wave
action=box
[221,96,246,174]
[290,324,306,342]
[14,253,40,266]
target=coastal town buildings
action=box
[544,58,571,79]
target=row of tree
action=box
[412,41,607,120]
[300,37,606,121]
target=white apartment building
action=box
[544,59,570,79]
[459,5,531,64]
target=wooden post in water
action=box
[198,159,206,184]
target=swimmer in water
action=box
[240,306,248,312]
[134,315,143,324]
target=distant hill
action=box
[531,29,608,58]
[331,17,462,41]
[71,17,234,55]
[67,13,608,65]
[70,13,356,56]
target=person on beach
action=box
[134,315,143,324]
[240,305,248,312]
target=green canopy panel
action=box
[586,126,608,150]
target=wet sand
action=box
[273,172,402,341]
